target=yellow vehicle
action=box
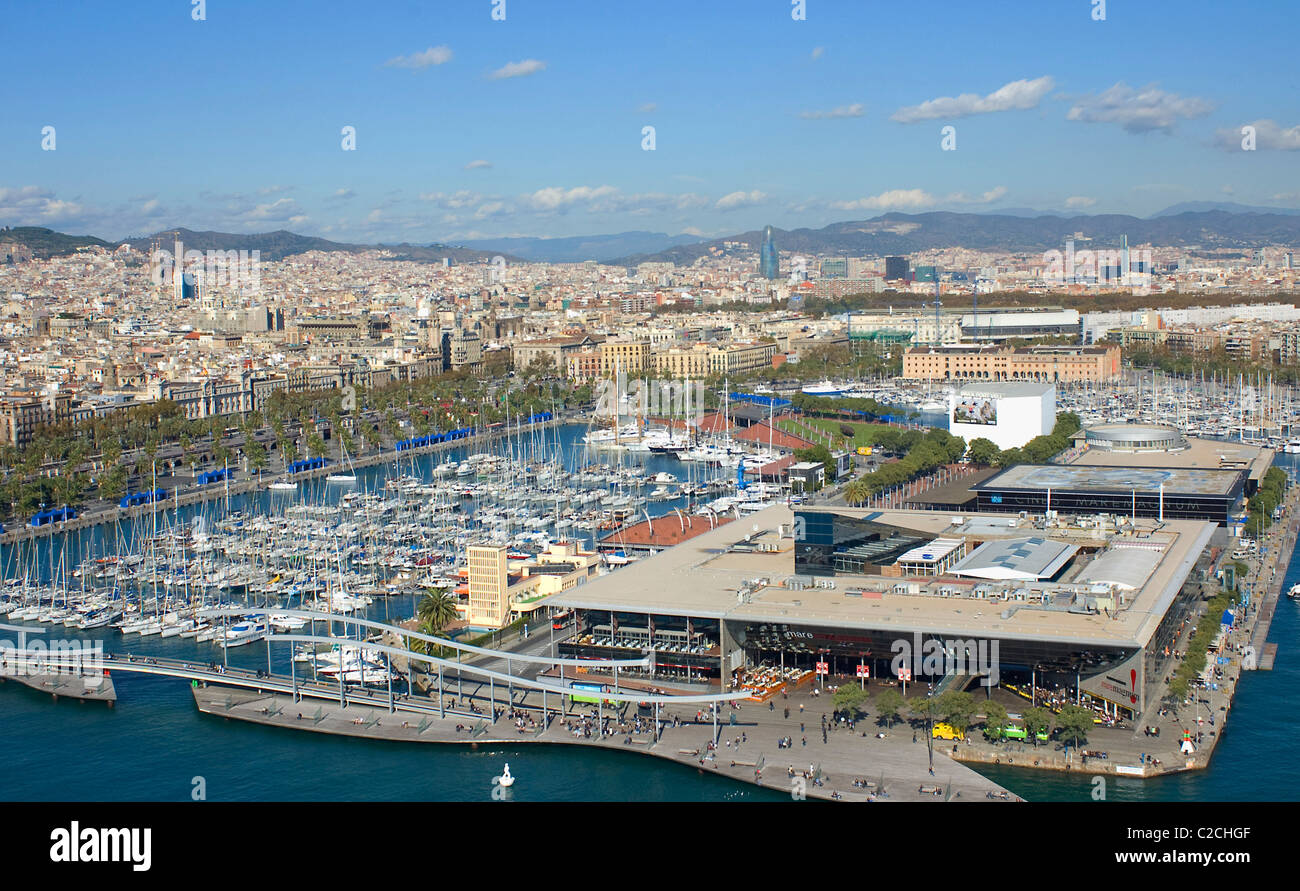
[932,722,965,741]
[856,446,873,456]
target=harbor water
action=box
[2,423,1298,800]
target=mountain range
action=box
[460,231,704,263]
[609,209,1300,266]
[5,205,1300,266]
[118,229,514,264]
[0,227,514,263]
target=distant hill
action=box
[1152,201,1300,218]
[460,231,705,263]
[121,228,513,263]
[0,226,113,258]
[123,228,359,261]
[368,241,524,264]
[613,210,1300,265]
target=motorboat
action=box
[220,619,267,648]
[269,613,307,631]
[801,381,844,397]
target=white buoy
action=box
[498,763,515,787]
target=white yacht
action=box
[220,619,268,648]
[269,613,308,631]
[802,381,844,397]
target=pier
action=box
[0,668,116,703]
[191,684,1015,802]
[0,608,1017,802]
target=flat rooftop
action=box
[974,463,1244,499]
[956,382,1053,399]
[949,536,1079,581]
[545,504,1217,651]
[1066,435,1273,486]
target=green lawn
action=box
[777,417,898,449]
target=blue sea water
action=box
[2,424,1297,801]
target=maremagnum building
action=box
[543,501,1224,722]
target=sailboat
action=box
[327,440,358,484]
[268,463,298,491]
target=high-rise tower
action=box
[759,226,779,280]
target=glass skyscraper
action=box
[759,225,778,279]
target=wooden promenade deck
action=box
[193,683,1018,802]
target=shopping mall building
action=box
[543,502,1222,721]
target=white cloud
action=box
[828,186,1007,212]
[524,185,618,210]
[1215,118,1300,151]
[242,197,303,222]
[1065,195,1097,209]
[419,190,483,209]
[799,103,865,120]
[1067,82,1214,133]
[892,76,1054,123]
[464,159,493,169]
[715,190,768,211]
[329,188,355,200]
[384,46,454,70]
[0,185,85,223]
[639,102,657,113]
[830,189,936,212]
[489,59,547,80]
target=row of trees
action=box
[0,366,594,519]
[829,685,1095,749]
[660,288,1300,319]
[1247,466,1287,534]
[842,428,968,503]
[1125,342,1300,386]
[965,411,1083,468]
[1166,589,1235,701]
[788,391,908,424]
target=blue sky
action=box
[2,0,1297,243]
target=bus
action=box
[551,609,574,630]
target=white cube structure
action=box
[948,382,1055,451]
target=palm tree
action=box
[416,588,458,634]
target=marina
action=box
[4,382,1299,802]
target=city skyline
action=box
[2,0,1298,244]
